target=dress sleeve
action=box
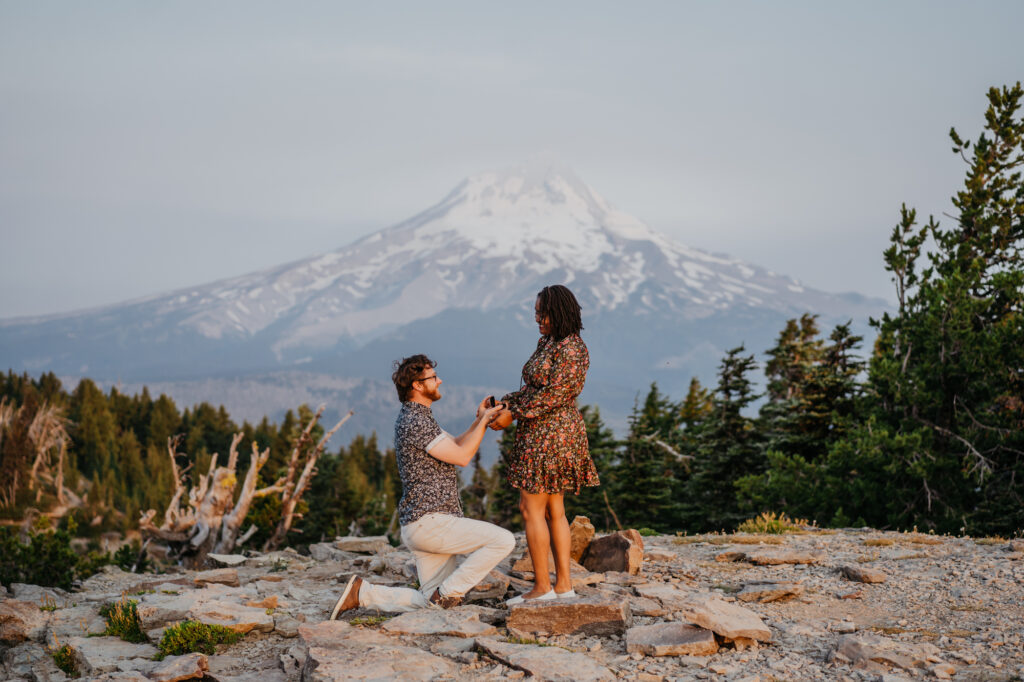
[502,338,588,420]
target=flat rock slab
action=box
[47,603,109,639]
[189,599,274,634]
[334,535,392,554]
[677,594,772,642]
[207,553,248,567]
[833,633,942,671]
[644,549,679,562]
[629,595,669,617]
[67,635,159,675]
[148,652,208,682]
[381,609,498,638]
[0,599,48,643]
[626,622,719,656]
[507,595,631,637]
[298,622,455,681]
[136,593,198,630]
[744,549,824,566]
[737,581,804,603]
[10,584,73,608]
[634,582,693,610]
[841,565,887,583]
[477,637,614,681]
[193,568,240,587]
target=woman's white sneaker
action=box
[506,589,556,606]
[555,589,577,599]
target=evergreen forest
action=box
[2,84,1021,567]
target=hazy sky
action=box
[2,1,1021,318]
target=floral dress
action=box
[502,333,600,494]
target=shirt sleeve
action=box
[502,338,588,420]
[407,414,444,451]
[425,429,453,453]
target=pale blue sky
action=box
[1,1,1021,317]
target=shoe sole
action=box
[330,575,359,620]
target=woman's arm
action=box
[502,338,588,420]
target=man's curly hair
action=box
[392,354,437,402]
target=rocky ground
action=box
[1,525,1022,681]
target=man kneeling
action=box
[331,354,514,616]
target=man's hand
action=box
[476,397,506,421]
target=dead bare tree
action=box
[0,398,76,511]
[263,407,353,551]
[139,406,351,567]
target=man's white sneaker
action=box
[555,589,577,599]
[506,589,556,606]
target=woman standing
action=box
[497,284,600,604]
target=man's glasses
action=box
[416,374,439,384]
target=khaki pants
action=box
[358,513,515,612]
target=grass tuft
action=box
[350,615,390,626]
[48,642,78,678]
[736,511,810,535]
[99,598,147,643]
[154,620,243,660]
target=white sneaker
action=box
[506,589,556,606]
[555,589,577,599]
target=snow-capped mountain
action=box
[1,163,886,454]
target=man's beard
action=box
[428,387,442,401]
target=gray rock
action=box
[189,599,275,634]
[476,637,615,681]
[308,542,351,562]
[10,584,73,609]
[634,582,693,610]
[192,568,240,587]
[298,622,454,681]
[743,549,824,565]
[66,636,158,675]
[274,614,301,638]
[0,600,49,643]
[147,652,208,682]
[581,530,644,575]
[334,535,392,554]
[430,636,477,656]
[381,609,498,638]
[2,641,53,679]
[841,565,887,584]
[466,569,512,601]
[736,581,804,603]
[134,593,197,630]
[46,604,108,641]
[629,595,669,617]
[832,633,942,671]
[90,673,150,681]
[626,622,719,656]
[676,594,772,642]
[506,594,631,638]
[206,554,248,567]
[456,604,506,625]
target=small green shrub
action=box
[155,620,243,660]
[350,615,390,626]
[736,511,809,535]
[0,524,79,590]
[99,598,147,643]
[49,643,78,677]
[637,528,658,537]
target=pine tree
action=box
[863,83,1024,534]
[680,347,762,532]
[564,405,619,530]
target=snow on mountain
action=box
[101,161,869,363]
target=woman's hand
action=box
[489,408,514,430]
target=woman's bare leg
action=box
[546,493,573,593]
[520,490,554,597]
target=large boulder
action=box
[298,620,456,681]
[476,637,614,681]
[0,600,48,643]
[569,516,596,562]
[626,622,719,656]
[581,531,644,575]
[506,594,631,638]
